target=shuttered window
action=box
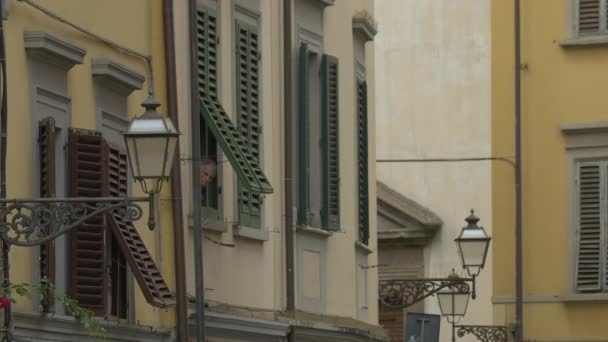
[574,161,608,292]
[198,9,272,196]
[236,20,262,228]
[577,0,608,36]
[38,117,56,312]
[298,43,310,226]
[321,54,340,231]
[357,80,369,245]
[67,128,109,316]
[68,129,175,316]
[197,6,221,213]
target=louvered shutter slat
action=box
[357,81,369,244]
[106,147,176,307]
[321,54,340,231]
[575,162,603,291]
[298,43,309,225]
[578,0,601,34]
[236,21,262,228]
[38,117,56,312]
[68,128,108,316]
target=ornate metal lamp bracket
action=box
[456,325,508,342]
[378,277,474,309]
[0,196,153,247]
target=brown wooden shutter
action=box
[38,117,56,312]
[106,146,176,308]
[67,128,109,316]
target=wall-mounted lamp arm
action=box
[378,276,474,309]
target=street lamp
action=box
[124,95,179,197]
[437,271,470,342]
[124,95,180,231]
[455,210,491,278]
[379,209,491,308]
[0,97,179,245]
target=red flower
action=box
[0,296,10,309]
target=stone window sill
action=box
[187,215,228,233]
[296,225,332,238]
[560,292,608,303]
[561,36,608,48]
[355,241,373,255]
[234,225,269,242]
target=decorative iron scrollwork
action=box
[456,325,508,342]
[0,197,149,247]
[379,278,472,309]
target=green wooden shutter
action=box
[197,6,221,212]
[236,21,262,228]
[357,80,369,244]
[67,128,108,316]
[578,0,603,34]
[321,54,340,231]
[298,43,309,225]
[197,7,219,102]
[575,161,603,292]
[38,117,56,312]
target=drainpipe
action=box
[514,0,523,340]
[283,0,296,340]
[0,0,11,334]
[188,0,206,340]
[162,0,188,340]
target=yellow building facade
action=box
[493,0,608,340]
[2,0,176,340]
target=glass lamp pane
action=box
[133,137,168,177]
[437,288,469,317]
[459,239,488,267]
[129,117,167,133]
[160,136,178,178]
[437,291,453,316]
[126,137,141,178]
[454,292,470,316]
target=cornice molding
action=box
[24,31,86,70]
[92,58,145,96]
[560,121,608,149]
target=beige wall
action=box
[174,0,380,326]
[4,0,174,328]
[374,0,493,339]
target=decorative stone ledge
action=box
[13,311,172,342]
[24,31,86,70]
[297,225,332,238]
[92,58,145,96]
[352,16,377,42]
[234,224,269,241]
[561,36,608,48]
[310,0,335,8]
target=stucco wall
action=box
[374,0,493,339]
[492,0,608,340]
[4,0,173,329]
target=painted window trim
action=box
[562,0,608,47]
[91,58,145,96]
[562,123,608,294]
[24,31,85,70]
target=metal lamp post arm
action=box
[378,277,474,309]
[455,325,508,342]
[0,196,153,247]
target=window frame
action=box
[562,123,608,297]
[562,0,608,47]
